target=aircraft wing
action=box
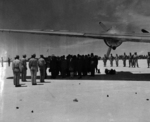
[0,29,150,43]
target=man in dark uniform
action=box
[12,55,22,87]
[60,56,67,78]
[147,52,150,68]
[8,57,11,67]
[1,57,3,67]
[129,53,132,68]
[50,55,57,78]
[123,53,127,67]
[77,54,83,78]
[90,53,95,76]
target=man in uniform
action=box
[123,53,127,67]
[29,54,38,85]
[90,53,95,76]
[12,55,22,87]
[21,55,27,81]
[103,55,107,67]
[115,54,119,67]
[134,52,139,68]
[1,57,3,67]
[8,57,11,67]
[110,54,114,67]
[38,55,46,82]
[147,52,150,68]
[129,53,132,68]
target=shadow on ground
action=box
[6,71,150,81]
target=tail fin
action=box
[141,29,149,33]
[99,22,111,32]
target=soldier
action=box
[1,57,3,67]
[12,55,22,87]
[60,56,67,78]
[38,55,46,82]
[29,54,38,85]
[147,52,150,68]
[129,53,132,68]
[50,55,57,78]
[20,55,27,81]
[77,54,83,78]
[103,54,107,67]
[134,52,139,68]
[115,54,119,67]
[123,53,127,67]
[90,53,95,76]
[109,54,114,67]
[8,57,11,67]
[44,56,48,79]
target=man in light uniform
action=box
[103,54,107,67]
[134,52,139,68]
[29,54,38,85]
[38,55,46,82]
[109,54,114,67]
[115,54,119,67]
[21,55,27,81]
[12,55,22,87]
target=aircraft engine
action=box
[104,39,122,50]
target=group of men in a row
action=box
[12,54,46,87]
[12,53,99,87]
[103,52,140,67]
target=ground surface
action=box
[0,60,150,122]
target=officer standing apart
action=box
[29,54,38,85]
[21,55,27,81]
[12,55,22,87]
[38,55,46,82]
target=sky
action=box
[1,0,150,59]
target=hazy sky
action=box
[0,0,150,58]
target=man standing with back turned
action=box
[12,55,22,87]
[38,55,46,82]
[21,55,27,81]
[29,54,38,85]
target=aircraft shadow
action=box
[6,72,150,81]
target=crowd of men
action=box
[4,51,150,87]
[12,53,99,87]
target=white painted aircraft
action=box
[0,22,150,57]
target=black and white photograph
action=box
[0,0,150,122]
